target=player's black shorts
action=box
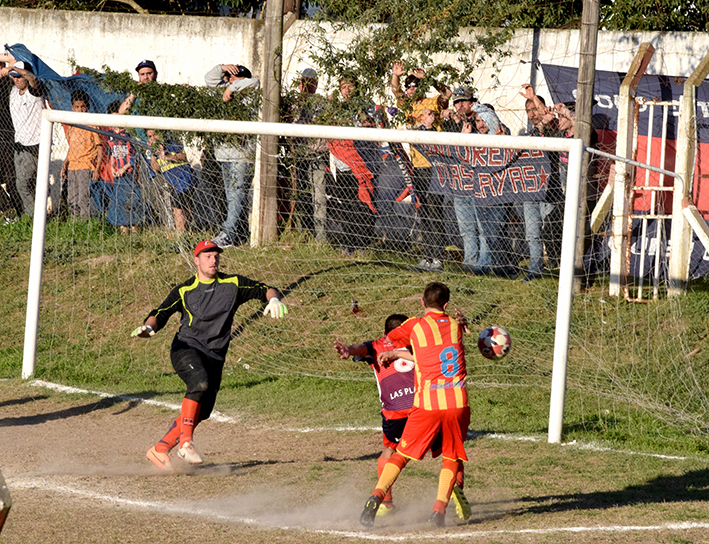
[382,413,408,446]
[171,339,224,421]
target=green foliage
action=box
[305,0,707,106]
[599,0,709,31]
[308,0,513,104]
[312,0,708,32]
[75,63,261,146]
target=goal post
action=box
[23,108,585,445]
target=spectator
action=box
[0,53,21,220]
[60,90,104,220]
[204,63,260,248]
[325,74,378,254]
[548,99,602,285]
[145,129,196,235]
[101,100,145,234]
[458,103,516,278]
[118,59,158,115]
[441,86,483,272]
[4,59,45,217]
[516,84,561,280]
[390,61,452,272]
[442,86,477,133]
[284,67,327,238]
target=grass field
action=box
[2,218,709,542]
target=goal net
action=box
[9,107,709,446]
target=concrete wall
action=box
[0,7,263,86]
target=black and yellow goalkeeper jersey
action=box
[147,272,271,362]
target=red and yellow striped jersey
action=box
[388,310,467,410]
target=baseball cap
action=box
[404,74,420,89]
[452,86,474,103]
[300,67,318,80]
[9,61,32,77]
[135,59,157,73]
[226,65,252,79]
[194,240,223,257]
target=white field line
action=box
[8,477,709,541]
[27,380,709,461]
[29,379,379,431]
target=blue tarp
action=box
[6,43,125,113]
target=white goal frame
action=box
[23,109,585,444]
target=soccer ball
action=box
[477,326,511,360]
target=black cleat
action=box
[428,510,445,527]
[360,494,382,527]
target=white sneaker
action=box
[177,441,203,465]
[211,232,233,248]
[415,258,444,272]
[415,258,432,271]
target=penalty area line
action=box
[8,477,709,541]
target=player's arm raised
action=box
[334,339,368,360]
[454,308,471,334]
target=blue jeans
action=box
[475,203,507,272]
[517,200,554,275]
[220,160,254,240]
[454,197,487,266]
[105,176,145,227]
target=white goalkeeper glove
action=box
[263,298,288,319]
[131,325,155,338]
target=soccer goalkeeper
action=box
[132,240,288,469]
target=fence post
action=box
[608,43,654,296]
[669,53,709,296]
[252,0,284,247]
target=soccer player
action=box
[132,240,288,469]
[334,314,413,516]
[360,282,470,528]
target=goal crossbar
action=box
[24,109,585,446]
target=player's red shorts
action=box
[396,406,470,462]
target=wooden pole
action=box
[251,0,283,246]
[574,0,599,290]
[669,52,709,295]
[608,43,655,297]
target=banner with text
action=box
[413,144,552,204]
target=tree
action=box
[310,0,709,32]
[306,0,514,115]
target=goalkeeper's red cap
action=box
[194,240,223,257]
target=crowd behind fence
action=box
[0,54,611,284]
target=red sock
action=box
[456,462,465,489]
[433,499,448,515]
[155,417,181,453]
[378,456,393,503]
[179,398,201,446]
